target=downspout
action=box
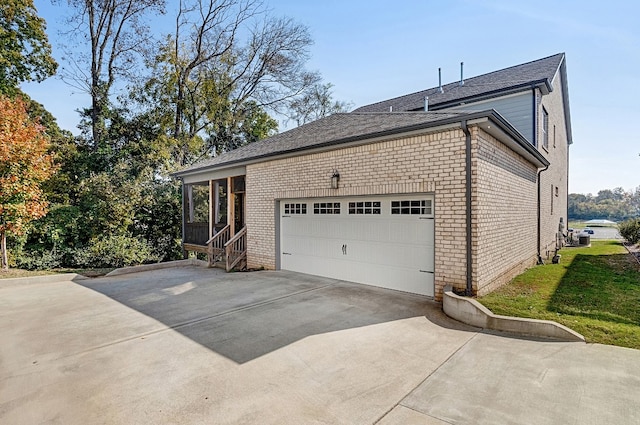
[537,164,549,264]
[461,120,473,296]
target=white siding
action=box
[447,91,534,143]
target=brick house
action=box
[173,53,572,301]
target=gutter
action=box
[174,109,546,179]
[428,79,552,111]
[461,120,473,296]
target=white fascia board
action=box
[180,165,247,184]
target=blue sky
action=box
[22,0,640,194]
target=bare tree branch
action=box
[58,0,165,148]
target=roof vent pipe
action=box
[389,105,393,112]
[424,96,429,111]
[438,68,444,93]
[460,62,464,86]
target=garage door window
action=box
[314,202,341,214]
[391,200,432,215]
[284,203,307,214]
[348,201,381,214]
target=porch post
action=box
[227,176,235,235]
[214,181,220,226]
[181,180,187,259]
[209,180,214,239]
[187,185,194,223]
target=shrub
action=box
[76,235,160,268]
[618,218,640,245]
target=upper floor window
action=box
[542,107,549,150]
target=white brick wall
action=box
[244,125,547,300]
[246,128,467,300]
[537,73,570,260]
[473,127,539,296]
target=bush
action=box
[618,218,640,245]
[15,249,64,270]
[75,235,160,268]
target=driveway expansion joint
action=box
[373,332,480,424]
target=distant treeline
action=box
[569,187,640,222]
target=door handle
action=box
[342,244,347,255]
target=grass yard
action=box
[479,240,640,349]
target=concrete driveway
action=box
[1,267,639,424]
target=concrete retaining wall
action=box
[443,285,584,342]
[106,259,209,277]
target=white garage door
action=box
[280,195,435,297]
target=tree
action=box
[59,0,165,148]
[0,96,57,270]
[569,187,640,222]
[136,0,319,164]
[0,0,57,94]
[288,82,352,126]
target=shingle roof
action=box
[353,53,565,112]
[175,111,471,175]
[175,54,567,177]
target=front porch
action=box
[182,175,247,271]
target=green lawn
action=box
[479,240,640,349]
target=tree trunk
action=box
[1,230,8,271]
[91,94,102,150]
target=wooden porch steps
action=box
[183,226,247,272]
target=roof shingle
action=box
[175,111,470,175]
[353,53,565,112]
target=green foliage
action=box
[9,1,348,271]
[75,235,159,268]
[15,247,63,270]
[132,179,183,262]
[479,241,640,349]
[0,0,57,93]
[569,187,640,221]
[618,218,640,245]
[136,39,281,164]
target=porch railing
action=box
[206,224,230,266]
[224,226,247,272]
[184,222,210,245]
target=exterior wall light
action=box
[330,170,340,189]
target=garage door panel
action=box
[280,195,435,297]
[388,222,417,243]
[416,219,435,246]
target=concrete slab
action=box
[397,332,640,425]
[377,406,451,424]
[0,267,475,424]
[2,267,639,424]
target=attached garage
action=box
[279,194,435,297]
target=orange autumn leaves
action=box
[0,95,57,235]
